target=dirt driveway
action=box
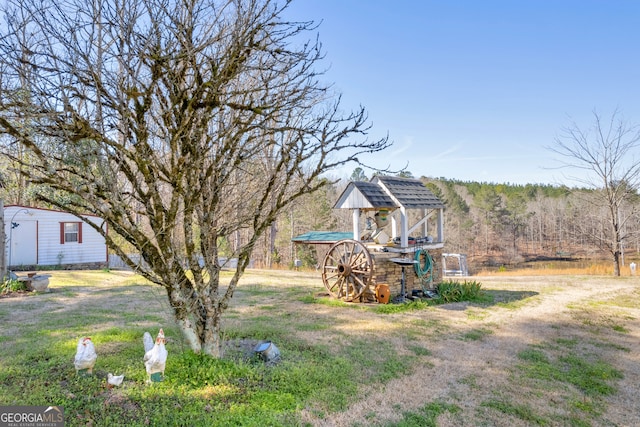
[298,275,640,426]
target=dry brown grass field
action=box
[233,268,640,426]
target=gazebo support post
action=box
[352,209,360,241]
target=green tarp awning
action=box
[291,231,353,244]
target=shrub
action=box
[0,279,27,294]
[436,280,484,303]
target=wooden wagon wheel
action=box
[321,239,373,301]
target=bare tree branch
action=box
[0,0,391,356]
[548,110,640,275]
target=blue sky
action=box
[284,1,640,185]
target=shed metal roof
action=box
[291,231,353,244]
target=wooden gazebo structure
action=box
[333,175,444,250]
[293,176,446,302]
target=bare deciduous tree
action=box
[0,0,390,356]
[549,111,640,276]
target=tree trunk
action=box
[202,310,223,358]
[176,317,202,353]
[169,287,224,357]
[0,199,5,280]
[613,250,621,276]
[613,226,622,277]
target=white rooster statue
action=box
[143,329,167,383]
[74,337,97,375]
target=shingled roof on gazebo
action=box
[372,175,444,210]
[333,176,443,211]
[333,181,397,210]
[331,175,445,249]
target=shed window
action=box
[60,222,83,244]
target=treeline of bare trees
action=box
[426,179,640,265]
[245,176,640,269]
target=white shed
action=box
[4,205,108,269]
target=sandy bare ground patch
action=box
[0,270,171,339]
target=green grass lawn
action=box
[0,270,416,426]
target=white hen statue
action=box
[74,337,97,375]
[107,373,125,387]
[143,329,167,383]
